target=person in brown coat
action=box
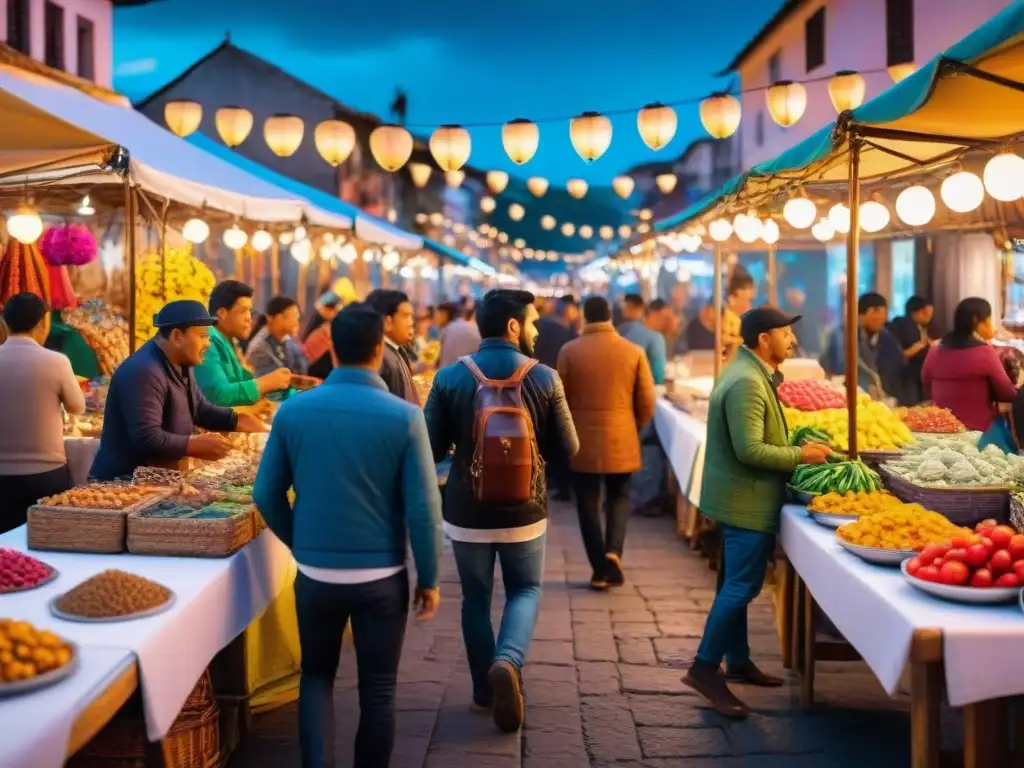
[557,295,657,589]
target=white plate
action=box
[0,565,58,594]
[49,591,176,623]
[0,642,79,697]
[836,537,915,566]
[809,511,859,529]
[901,559,1020,604]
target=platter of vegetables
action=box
[778,380,846,411]
[897,405,965,434]
[806,490,901,529]
[836,504,969,565]
[790,460,883,499]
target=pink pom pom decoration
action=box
[39,223,98,267]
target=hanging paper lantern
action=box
[761,219,780,245]
[859,200,891,233]
[513,237,526,249]
[708,218,733,242]
[509,203,526,221]
[408,162,432,189]
[501,118,539,165]
[39,223,97,266]
[656,173,678,194]
[566,179,588,199]
[430,124,472,171]
[7,204,43,245]
[541,215,556,231]
[618,224,633,239]
[251,230,273,253]
[828,203,851,234]
[699,92,742,139]
[215,106,253,147]
[369,124,413,171]
[733,211,763,243]
[264,114,305,157]
[164,100,202,138]
[828,71,866,113]
[983,152,1024,202]
[561,222,576,237]
[498,232,509,243]
[429,212,445,226]
[941,170,985,213]
[314,120,356,166]
[291,239,312,265]
[599,225,614,240]
[637,222,650,234]
[222,224,249,250]
[579,225,594,239]
[888,63,917,83]
[766,81,807,127]
[527,177,549,197]
[480,196,496,213]
[783,197,816,229]
[182,218,210,244]
[569,111,613,162]
[895,185,936,227]
[811,218,835,242]
[446,170,465,188]
[612,175,635,199]
[636,102,677,150]
[486,170,509,194]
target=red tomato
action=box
[976,520,998,536]
[966,544,990,568]
[918,544,943,566]
[970,569,994,588]
[939,561,970,586]
[990,526,1015,550]
[1009,534,1024,562]
[995,572,1020,587]
[1013,561,1024,581]
[945,548,968,564]
[905,557,922,576]
[950,536,972,551]
[990,549,1013,573]
[932,558,945,569]
[917,566,941,583]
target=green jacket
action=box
[194,326,259,407]
[700,346,802,533]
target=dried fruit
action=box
[55,570,171,619]
[0,549,52,591]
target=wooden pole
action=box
[713,244,724,381]
[270,240,280,296]
[846,138,863,459]
[767,243,778,306]
[125,179,138,353]
[234,248,244,282]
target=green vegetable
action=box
[791,459,881,494]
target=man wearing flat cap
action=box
[683,306,831,718]
[91,300,265,480]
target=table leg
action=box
[800,582,815,708]
[790,572,804,675]
[775,557,794,670]
[910,629,943,768]
[964,699,1007,768]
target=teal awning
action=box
[423,238,497,276]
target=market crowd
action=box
[3,273,1024,767]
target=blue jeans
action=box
[451,534,546,699]
[696,524,775,670]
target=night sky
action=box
[114,0,774,186]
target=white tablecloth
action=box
[0,647,134,768]
[0,526,294,745]
[781,505,1024,706]
[653,398,707,507]
[63,437,100,486]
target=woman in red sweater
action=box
[922,298,1017,431]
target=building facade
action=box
[730,0,1015,170]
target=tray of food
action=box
[127,497,255,558]
[49,570,175,622]
[806,490,901,529]
[836,538,917,565]
[902,558,1019,604]
[0,550,58,594]
[0,620,77,696]
[835,503,970,567]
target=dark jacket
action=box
[424,339,579,530]
[253,367,443,587]
[91,339,237,480]
[533,315,577,370]
[379,342,420,405]
[888,315,929,404]
[820,326,908,404]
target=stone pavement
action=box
[230,503,913,767]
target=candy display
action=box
[63,300,130,377]
[54,570,172,619]
[0,620,74,683]
[807,490,901,518]
[778,380,846,411]
[134,246,216,347]
[836,505,969,552]
[0,550,54,592]
[784,399,914,452]
[39,484,164,510]
[883,434,1024,487]
[897,405,966,434]
[904,519,1024,589]
[791,461,883,495]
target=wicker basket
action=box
[127,506,254,558]
[1010,494,1024,533]
[858,449,904,469]
[68,669,220,768]
[27,491,169,554]
[879,467,1009,526]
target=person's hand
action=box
[187,433,231,461]
[909,340,928,356]
[800,441,832,465]
[413,587,440,621]
[234,412,268,433]
[257,367,293,395]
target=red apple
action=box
[966,544,990,568]
[940,561,970,586]
[995,572,1020,587]
[971,569,994,588]
[990,549,1013,573]
[1009,534,1024,562]
[990,526,1015,550]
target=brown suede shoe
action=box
[725,661,785,688]
[682,662,749,719]
[487,661,525,733]
[605,553,625,587]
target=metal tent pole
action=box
[125,179,138,354]
[713,244,724,381]
[846,137,863,459]
[768,243,778,306]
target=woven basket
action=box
[858,449,904,469]
[68,669,220,768]
[127,507,254,558]
[879,467,1009,526]
[27,491,169,554]
[1010,494,1024,533]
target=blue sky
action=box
[114,0,774,186]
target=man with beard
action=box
[684,307,831,718]
[424,289,578,734]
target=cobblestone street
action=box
[231,504,912,767]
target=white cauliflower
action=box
[949,460,981,484]
[916,459,949,483]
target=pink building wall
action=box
[736,0,1014,169]
[0,0,114,87]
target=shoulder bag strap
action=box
[459,355,490,385]
[506,358,539,385]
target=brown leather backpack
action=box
[459,355,540,504]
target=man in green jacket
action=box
[194,281,292,407]
[684,307,831,719]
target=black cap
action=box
[740,305,801,346]
[153,299,217,329]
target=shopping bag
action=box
[979,415,1017,455]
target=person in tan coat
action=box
[557,296,657,589]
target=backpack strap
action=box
[459,355,489,385]
[506,358,539,384]
[460,356,538,387]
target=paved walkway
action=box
[231,503,913,767]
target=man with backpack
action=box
[424,288,579,734]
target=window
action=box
[886,0,914,67]
[6,0,29,54]
[805,7,826,72]
[768,50,782,83]
[754,111,764,147]
[76,16,94,80]
[44,1,64,70]
[890,239,917,315]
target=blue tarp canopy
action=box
[423,237,497,276]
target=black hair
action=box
[476,289,536,339]
[951,297,992,340]
[364,289,410,318]
[647,298,668,314]
[2,292,48,334]
[622,293,645,309]
[857,292,887,315]
[266,295,298,317]
[331,303,384,365]
[209,280,254,315]
[437,301,459,321]
[905,295,931,315]
[157,324,190,340]
[557,295,577,314]
[727,273,755,296]
[583,295,612,324]
[458,295,476,320]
